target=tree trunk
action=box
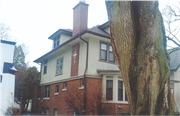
[106,1,172,115]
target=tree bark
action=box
[106,1,172,115]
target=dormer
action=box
[48,29,72,49]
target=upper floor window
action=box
[56,58,63,75]
[54,37,60,48]
[44,85,50,98]
[100,43,115,62]
[44,60,48,74]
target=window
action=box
[80,79,84,87]
[118,81,123,101]
[46,108,49,115]
[56,58,63,75]
[100,43,115,62]
[63,82,67,89]
[109,45,115,62]
[55,85,59,93]
[106,80,113,100]
[38,87,41,98]
[54,37,60,48]
[100,43,107,60]
[44,85,50,98]
[44,60,48,74]
[41,107,45,114]
[54,109,58,116]
[0,75,2,83]
[125,91,128,101]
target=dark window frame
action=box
[63,82,67,89]
[106,80,113,100]
[100,42,115,63]
[44,85,50,98]
[55,85,59,93]
[56,57,63,75]
[118,81,123,101]
[54,37,60,48]
[80,79,84,87]
[43,60,48,74]
[54,109,58,116]
[0,75,2,83]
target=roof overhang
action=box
[98,21,109,30]
[97,69,120,75]
[34,29,110,63]
[48,29,72,40]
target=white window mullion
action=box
[102,75,106,101]
[123,82,125,101]
[113,75,117,101]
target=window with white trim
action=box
[46,108,49,115]
[55,85,59,93]
[106,80,113,100]
[54,37,60,48]
[56,58,63,75]
[63,82,67,89]
[104,75,128,102]
[54,109,58,116]
[100,43,115,62]
[44,60,48,74]
[44,85,50,98]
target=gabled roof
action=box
[169,47,180,71]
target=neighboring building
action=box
[33,1,179,115]
[169,48,180,113]
[0,40,17,115]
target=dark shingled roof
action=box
[88,25,109,36]
[169,48,180,71]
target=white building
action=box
[0,40,17,115]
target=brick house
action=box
[32,1,178,115]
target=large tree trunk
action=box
[106,1,172,115]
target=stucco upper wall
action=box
[87,35,119,75]
[40,46,72,85]
[60,34,72,45]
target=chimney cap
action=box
[73,1,89,10]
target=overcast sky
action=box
[0,0,179,69]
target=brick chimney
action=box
[73,1,89,36]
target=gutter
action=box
[79,35,88,115]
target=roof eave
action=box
[34,30,110,63]
[48,29,72,40]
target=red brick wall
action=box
[171,89,175,111]
[71,43,79,77]
[32,78,130,115]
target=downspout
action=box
[79,35,88,115]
